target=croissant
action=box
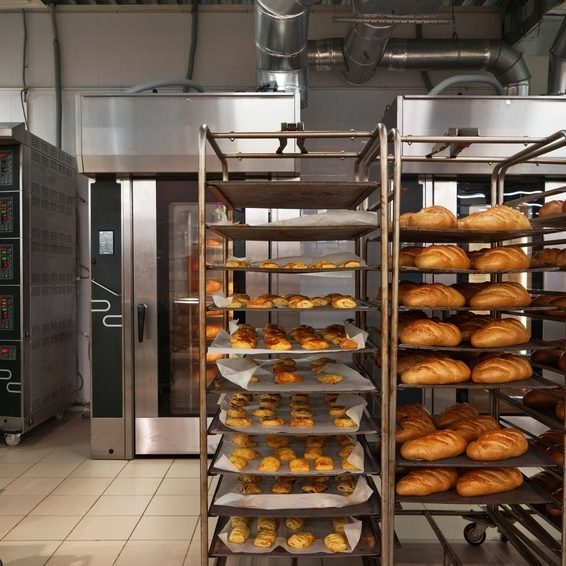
[466,428,529,461]
[400,430,468,461]
[401,283,466,308]
[399,319,463,347]
[457,205,531,230]
[400,205,457,229]
[472,246,530,271]
[446,416,501,442]
[414,245,471,270]
[396,416,437,444]
[469,282,531,308]
[247,296,274,308]
[396,468,458,496]
[434,403,479,428]
[472,354,533,383]
[400,357,471,385]
[288,297,314,309]
[456,467,523,497]
[470,319,530,348]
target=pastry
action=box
[338,444,354,458]
[399,319,463,347]
[456,467,524,497]
[469,282,531,308]
[301,337,330,350]
[230,517,250,529]
[247,296,274,309]
[306,435,325,448]
[311,296,329,307]
[400,430,468,461]
[331,517,349,532]
[314,456,334,471]
[309,260,336,269]
[434,403,479,428]
[446,416,501,442]
[330,295,357,308]
[274,372,304,384]
[471,246,530,271]
[227,408,248,419]
[289,458,310,473]
[259,399,280,409]
[289,401,311,410]
[310,357,337,371]
[290,417,315,428]
[287,532,316,549]
[326,394,339,406]
[231,448,260,461]
[226,258,251,268]
[238,482,262,495]
[522,389,563,410]
[470,319,530,348]
[238,474,262,484]
[257,517,277,532]
[301,480,328,493]
[395,468,459,496]
[228,526,250,544]
[258,456,281,472]
[251,408,275,418]
[290,408,314,418]
[395,416,436,444]
[400,357,471,385]
[539,200,564,217]
[341,458,360,471]
[334,417,356,428]
[260,260,279,269]
[275,447,297,462]
[335,434,354,446]
[471,354,533,383]
[414,245,471,270]
[304,447,323,460]
[205,238,222,249]
[328,406,348,417]
[400,205,457,229]
[291,392,310,402]
[316,374,344,385]
[232,434,257,448]
[338,259,362,268]
[285,517,304,530]
[401,283,466,308]
[283,261,308,269]
[466,428,528,461]
[226,417,252,427]
[457,205,530,230]
[271,481,294,494]
[324,532,349,553]
[336,478,357,495]
[288,297,314,309]
[259,416,285,427]
[253,529,277,548]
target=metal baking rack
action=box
[197,122,391,566]
[384,128,566,565]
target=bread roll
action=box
[400,357,471,385]
[469,282,531,308]
[540,200,564,217]
[456,467,523,497]
[414,245,470,270]
[434,403,479,428]
[472,246,530,271]
[400,430,468,461]
[396,416,437,444]
[400,206,457,229]
[399,319,462,347]
[401,283,466,308]
[466,428,528,461]
[522,389,563,410]
[446,416,501,442]
[471,354,533,383]
[470,319,530,348]
[395,468,458,496]
[457,205,530,230]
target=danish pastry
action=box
[316,374,344,385]
[231,448,260,461]
[290,417,315,428]
[257,517,278,532]
[275,447,297,462]
[227,408,248,419]
[334,417,356,428]
[306,435,325,448]
[247,296,274,309]
[238,474,262,484]
[225,259,251,268]
[328,405,348,417]
[301,481,327,493]
[259,416,285,427]
[330,295,358,309]
[341,458,360,471]
[232,434,257,448]
[238,482,262,495]
[287,532,316,549]
[331,517,350,532]
[258,456,281,472]
[289,458,310,472]
[291,408,314,418]
[314,456,335,471]
[338,259,362,268]
[311,296,329,306]
[283,261,308,269]
[304,447,323,460]
[288,297,314,309]
[274,372,304,384]
[226,417,252,428]
[228,526,250,544]
[338,445,354,458]
[271,481,294,494]
[336,478,356,495]
[324,533,349,553]
[309,260,336,269]
[285,517,305,530]
[251,408,275,418]
[253,529,277,548]
[260,260,279,269]
[230,517,250,529]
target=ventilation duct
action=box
[548,17,566,95]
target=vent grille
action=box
[30,318,74,351]
[30,227,75,256]
[31,182,74,216]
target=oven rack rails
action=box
[197,123,392,566]
[382,128,566,566]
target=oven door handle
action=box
[137,303,148,343]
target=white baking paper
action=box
[261,211,377,228]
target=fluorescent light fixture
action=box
[0,0,46,9]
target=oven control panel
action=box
[0,288,19,339]
[0,294,14,330]
[0,243,14,281]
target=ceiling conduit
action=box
[548,17,566,95]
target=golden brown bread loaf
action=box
[466,428,529,461]
[530,248,562,268]
[453,315,496,342]
[547,296,566,319]
[400,430,468,461]
[450,282,489,303]
[556,401,565,421]
[539,200,565,217]
[395,468,459,496]
[396,416,437,444]
[457,205,531,230]
[396,403,431,421]
[446,416,500,442]
[414,245,470,270]
[456,467,523,497]
[434,403,479,428]
[522,389,563,410]
[471,246,530,271]
[400,357,471,385]
[470,319,530,348]
[399,319,463,347]
[396,351,436,374]
[557,249,566,268]
[471,354,533,384]
[400,206,457,230]
[398,246,423,267]
[468,282,532,308]
[401,283,466,308]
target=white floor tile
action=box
[67,515,140,541]
[45,540,126,565]
[0,462,34,477]
[70,459,127,478]
[130,515,198,540]
[144,495,201,516]
[52,477,113,496]
[116,461,172,478]
[1,476,64,496]
[40,450,88,464]
[184,541,216,566]
[87,495,152,516]
[30,495,98,516]
[0,494,45,515]
[156,478,200,496]
[0,449,53,463]
[104,477,162,496]
[0,477,13,489]
[22,462,82,478]
[191,517,218,541]
[0,515,23,538]
[115,540,190,566]
[0,540,62,566]
[166,460,200,478]
[4,515,82,540]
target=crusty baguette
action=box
[470,319,530,348]
[471,354,533,384]
[400,206,457,230]
[434,403,479,428]
[469,282,531,308]
[456,467,523,497]
[471,246,530,271]
[414,245,470,270]
[401,283,466,308]
[398,246,423,267]
[400,430,468,461]
[395,468,458,496]
[466,428,529,461]
[400,357,471,385]
[399,319,463,347]
[446,416,501,442]
[457,205,530,230]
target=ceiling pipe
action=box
[548,17,566,95]
[255,0,322,108]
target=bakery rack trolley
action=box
[197,122,391,566]
[385,128,566,565]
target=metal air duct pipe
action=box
[255,0,322,108]
[548,17,566,95]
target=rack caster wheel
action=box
[464,523,487,546]
[55,411,65,421]
[499,531,508,543]
[5,433,21,446]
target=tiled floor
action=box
[0,413,534,565]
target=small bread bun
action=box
[290,417,315,428]
[226,417,252,427]
[259,416,285,427]
[328,405,348,417]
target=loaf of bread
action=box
[453,315,496,342]
[470,319,530,348]
[414,245,470,270]
[396,403,431,421]
[396,351,436,374]
[471,246,530,271]
[522,389,563,410]
[396,415,437,444]
[446,416,501,442]
[556,401,565,421]
[395,468,458,496]
[547,296,566,319]
[539,200,564,217]
[450,282,489,303]
[557,249,566,268]
[456,467,523,497]
[434,403,479,428]
[399,319,463,347]
[530,248,562,268]
[398,246,423,267]
[531,349,562,367]
[466,428,528,461]
[400,206,457,230]
[468,282,532,308]
[560,353,566,371]
[400,430,468,461]
[457,205,531,230]
[401,283,466,308]
[400,357,471,385]
[471,354,533,384]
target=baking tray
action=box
[392,227,563,244]
[209,475,381,518]
[507,311,566,323]
[531,213,566,228]
[492,391,565,430]
[209,516,381,558]
[399,266,563,275]
[531,361,565,376]
[396,339,563,353]
[397,374,561,390]
[206,180,377,210]
[207,264,380,273]
[208,299,375,312]
[208,408,379,436]
[207,224,377,242]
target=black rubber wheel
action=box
[499,531,508,543]
[464,523,487,546]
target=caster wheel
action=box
[464,523,487,546]
[55,411,64,421]
[5,433,21,446]
[499,532,508,543]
